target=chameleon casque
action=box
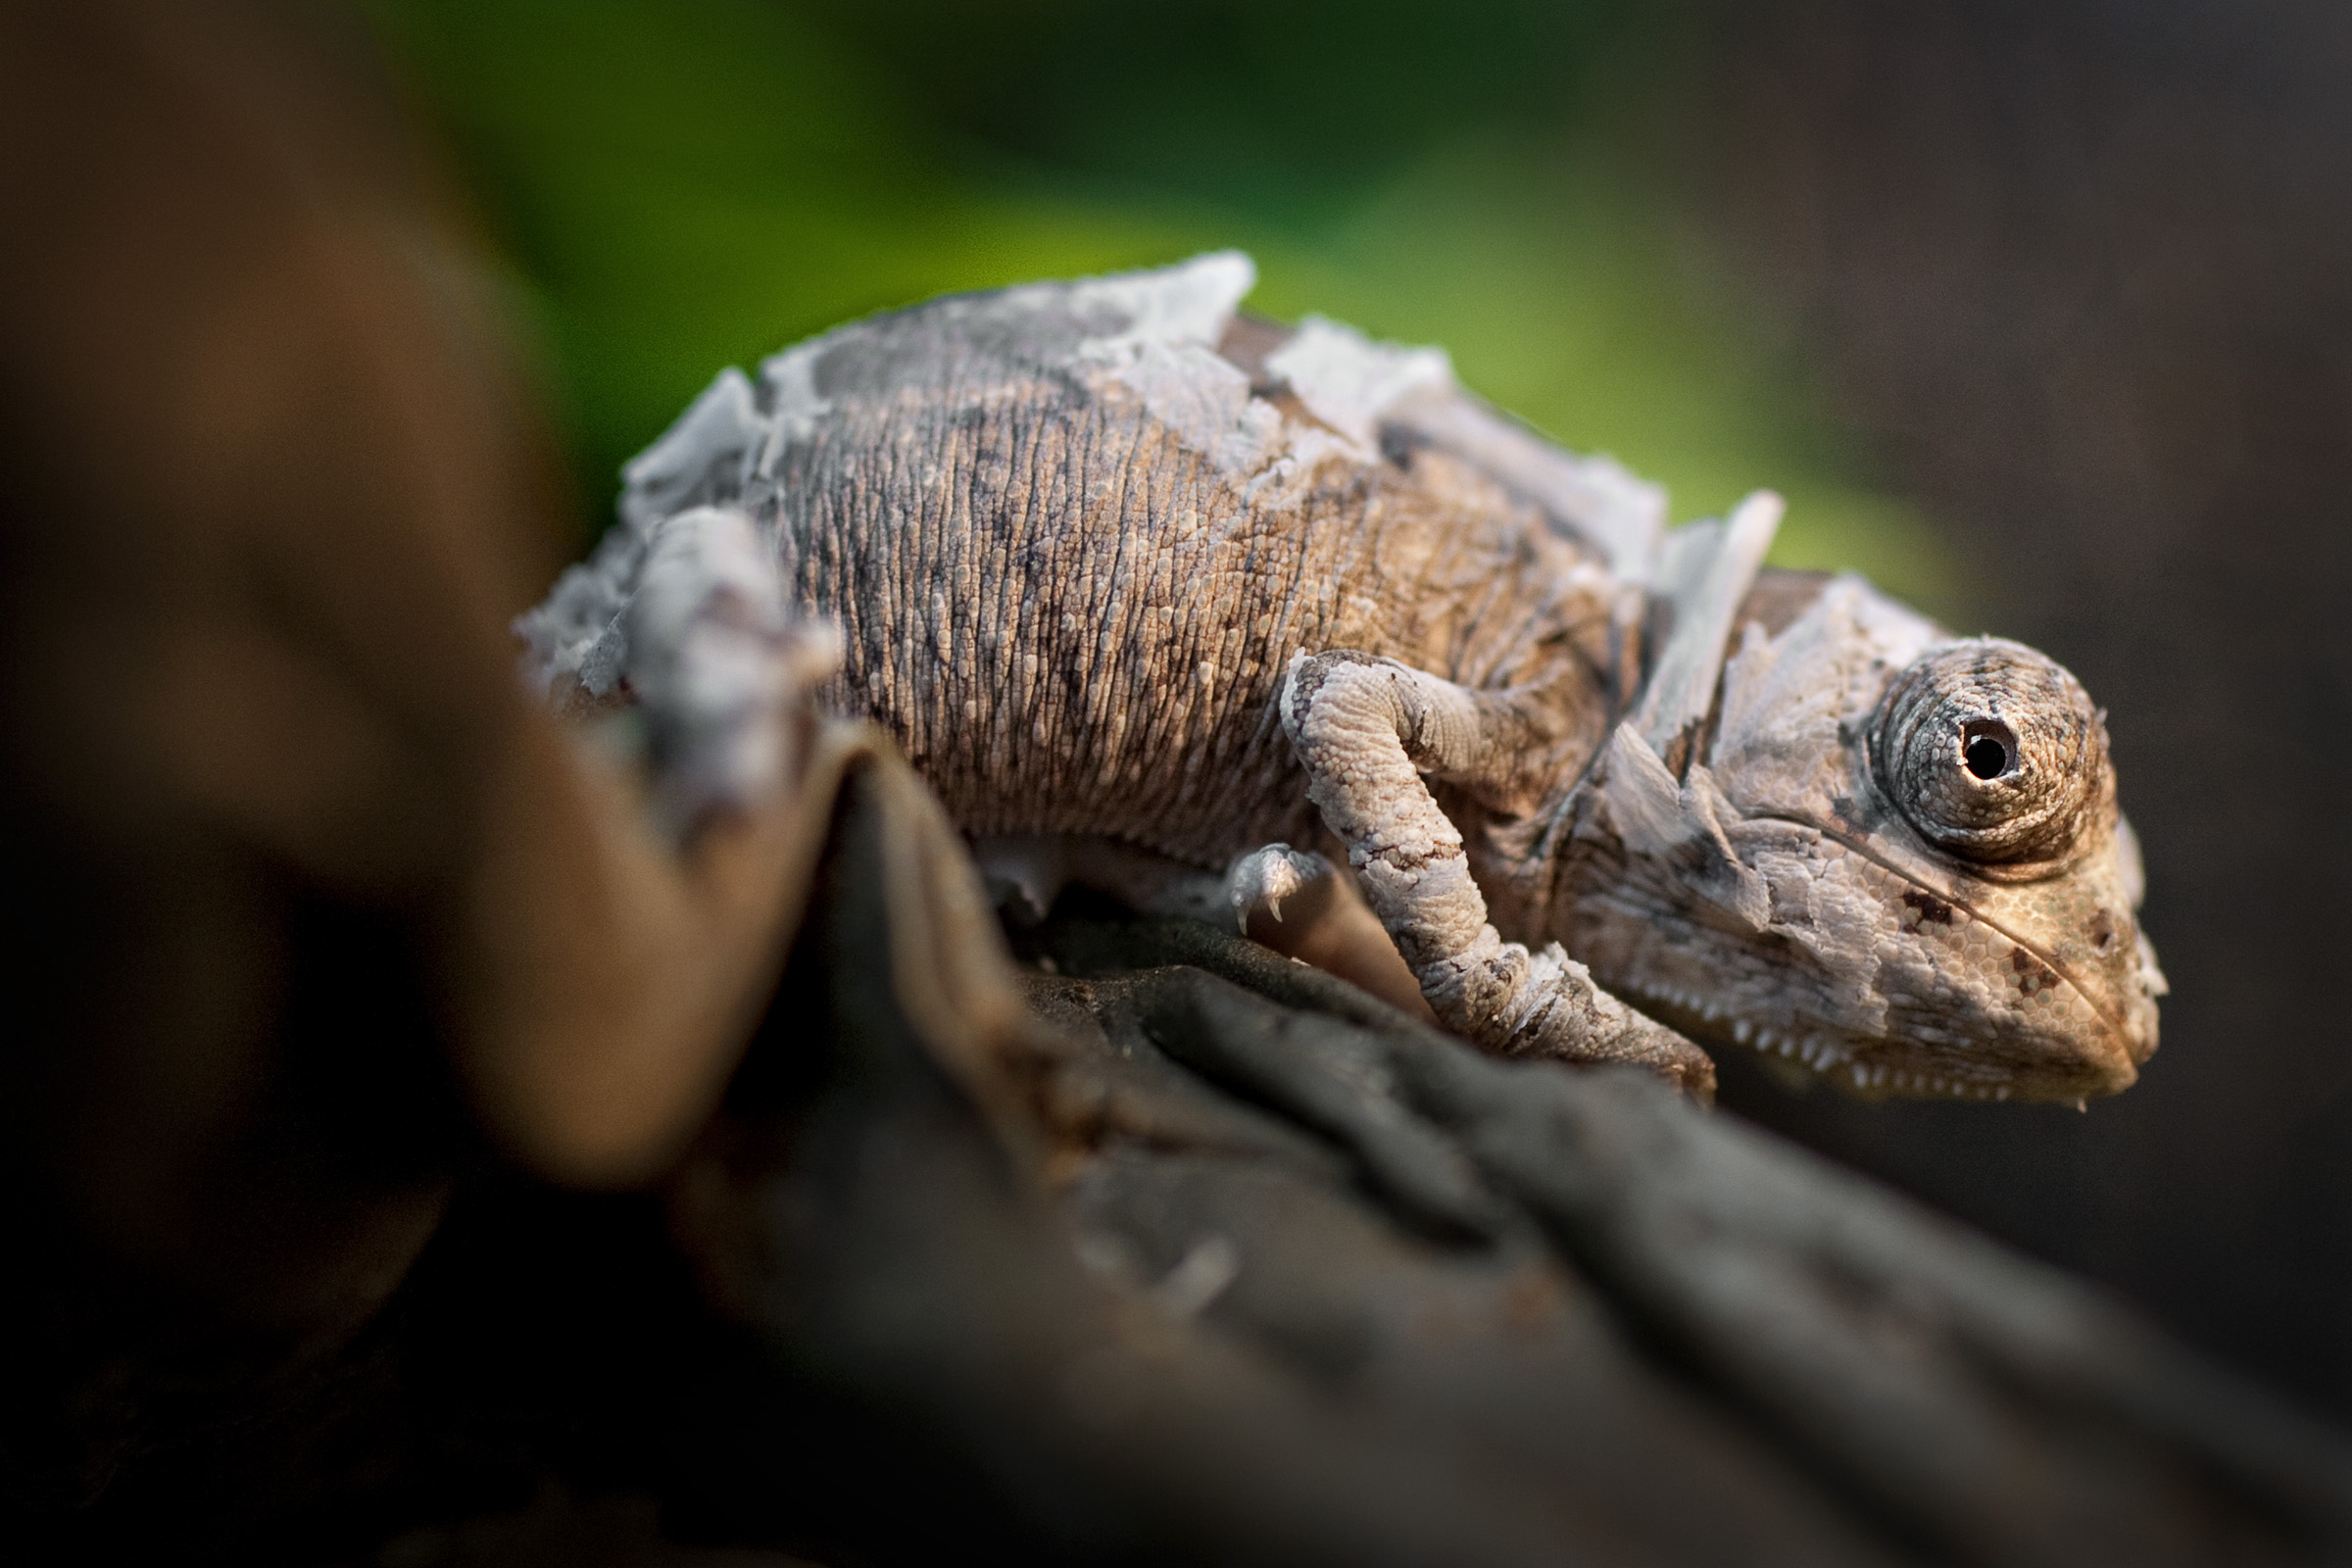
[520,253,2165,1105]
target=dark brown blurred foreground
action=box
[0,0,833,1526]
[6,3,2352,1564]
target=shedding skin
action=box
[522,256,2165,1104]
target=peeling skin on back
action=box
[520,255,2165,1106]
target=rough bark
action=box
[620,755,2352,1565]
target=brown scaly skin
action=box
[524,256,2165,1104]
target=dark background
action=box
[378,0,2352,1419]
[1678,0,2352,1425]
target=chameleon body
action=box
[521,254,2165,1103]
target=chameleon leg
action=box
[1280,651,1714,1094]
[623,506,841,836]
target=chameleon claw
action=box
[1226,844,1332,935]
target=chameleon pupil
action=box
[1965,735,2010,779]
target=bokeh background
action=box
[374,0,2352,1420]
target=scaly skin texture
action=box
[522,255,2166,1104]
[771,342,1614,862]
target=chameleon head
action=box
[1554,573,2165,1103]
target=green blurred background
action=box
[373,0,1948,603]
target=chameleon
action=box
[519,252,2165,1105]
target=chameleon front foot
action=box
[1281,649,1714,1098]
[1427,931,1715,1096]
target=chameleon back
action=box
[718,257,1638,865]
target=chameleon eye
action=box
[1872,639,2109,864]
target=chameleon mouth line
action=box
[1750,809,2133,1047]
[1614,977,2016,1097]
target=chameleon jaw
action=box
[1615,969,2132,1105]
[1560,791,2150,1105]
[1785,815,2151,1097]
